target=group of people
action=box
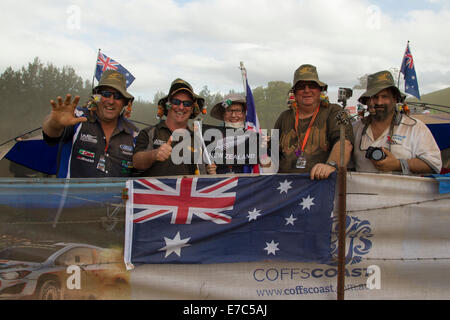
[42,64,442,179]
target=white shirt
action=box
[353,114,442,174]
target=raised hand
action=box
[49,94,87,128]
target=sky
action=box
[1,0,449,104]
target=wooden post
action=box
[336,114,348,300]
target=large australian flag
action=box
[400,42,420,100]
[124,174,336,268]
[95,51,135,88]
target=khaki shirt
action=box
[274,103,354,173]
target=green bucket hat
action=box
[292,64,328,92]
[358,70,406,104]
[158,78,205,119]
[210,93,247,121]
[93,70,134,102]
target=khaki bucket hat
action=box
[93,70,134,102]
[210,93,247,121]
[358,70,406,104]
[292,64,328,92]
[158,78,205,119]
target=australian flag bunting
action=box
[400,42,420,100]
[95,51,135,88]
[124,174,336,269]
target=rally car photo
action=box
[0,242,129,300]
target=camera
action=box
[338,87,353,107]
[365,146,386,161]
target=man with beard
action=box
[352,70,441,174]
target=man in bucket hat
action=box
[274,64,354,179]
[42,70,139,178]
[352,70,441,174]
[133,78,205,177]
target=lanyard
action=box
[295,104,320,154]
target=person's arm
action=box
[133,136,173,171]
[373,148,437,174]
[310,139,353,180]
[43,94,86,138]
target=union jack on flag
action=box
[132,177,238,225]
[95,51,135,88]
[124,174,336,267]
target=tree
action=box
[0,57,92,142]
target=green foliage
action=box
[0,58,293,145]
[0,57,92,142]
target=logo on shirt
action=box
[80,134,98,144]
[120,144,134,156]
[387,134,405,145]
[78,149,95,158]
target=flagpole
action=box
[92,48,101,91]
[239,61,247,97]
[398,41,409,88]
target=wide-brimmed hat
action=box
[210,93,247,121]
[93,70,134,102]
[292,64,328,92]
[358,70,406,104]
[158,78,205,119]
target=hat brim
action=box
[292,79,328,92]
[359,85,406,104]
[158,88,205,119]
[94,84,134,101]
[210,99,247,121]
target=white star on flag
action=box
[247,208,261,221]
[264,240,280,255]
[159,231,191,258]
[277,179,292,194]
[299,195,315,210]
[285,214,297,225]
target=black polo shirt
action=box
[43,107,139,178]
[134,121,197,177]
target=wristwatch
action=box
[326,160,338,170]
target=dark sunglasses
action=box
[170,98,194,107]
[99,90,124,100]
[295,82,321,91]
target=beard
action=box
[371,104,394,121]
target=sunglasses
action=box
[295,82,321,91]
[99,90,124,100]
[170,98,194,107]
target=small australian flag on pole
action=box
[400,41,420,100]
[95,51,135,88]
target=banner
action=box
[0,173,449,300]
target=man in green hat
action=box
[352,70,441,174]
[274,64,354,179]
[42,69,139,178]
[133,78,205,177]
